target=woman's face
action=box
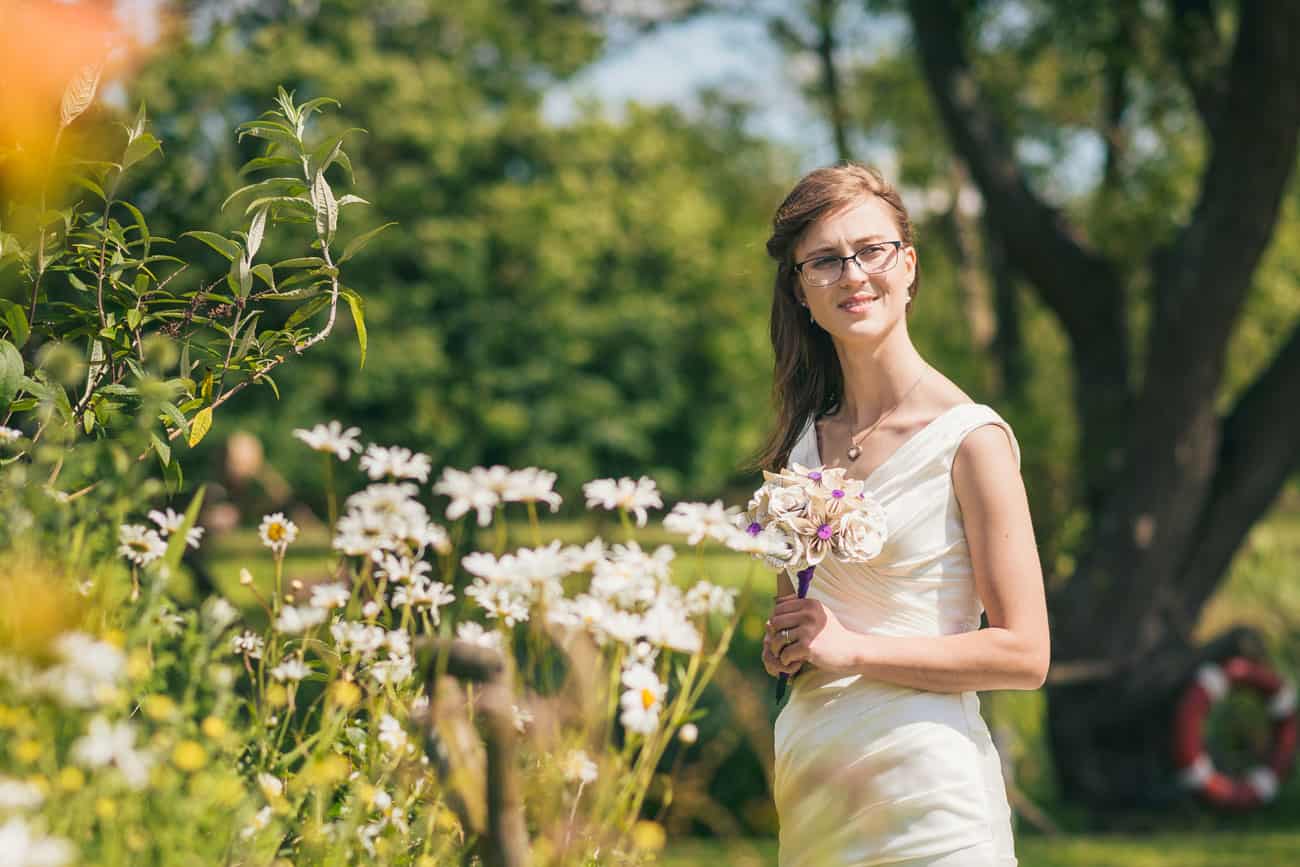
[792,196,916,342]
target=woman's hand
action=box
[762,602,802,678]
[766,595,860,675]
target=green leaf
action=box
[117,201,151,260]
[285,293,332,329]
[233,312,261,362]
[228,253,252,300]
[236,120,300,153]
[338,221,396,264]
[122,132,161,171]
[60,63,101,128]
[0,339,22,412]
[126,308,142,330]
[311,171,337,246]
[160,484,206,573]
[258,286,322,301]
[221,177,305,214]
[239,155,299,176]
[272,257,326,270]
[252,263,276,290]
[259,372,280,401]
[0,300,30,348]
[336,194,369,208]
[162,454,184,495]
[246,206,268,260]
[182,231,240,262]
[159,401,190,437]
[67,175,106,201]
[150,431,171,466]
[188,405,213,447]
[341,287,367,369]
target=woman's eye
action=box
[809,257,839,270]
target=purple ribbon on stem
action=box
[775,565,815,703]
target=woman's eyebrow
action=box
[800,235,886,258]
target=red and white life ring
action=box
[1172,656,1298,809]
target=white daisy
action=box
[368,654,413,686]
[270,657,311,682]
[583,477,663,527]
[619,663,665,735]
[0,816,74,866]
[391,579,455,620]
[561,749,598,785]
[377,714,407,753]
[433,467,500,527]
[273,605,326,634]
[465,579,531,626]
[309,582,351,610]
[293,420,363,461]
[0,426,23,444]
[71,716,153,789]
[663,500,741,546]
[374,553,432,585]
[232,631,265,659]
[258,513,298,554]
[0,777,44,811]
[503,467,562,512]
[359,444,432,483]
[684,580,738,618]
[117,523,167,566]
[147,507,205,549]
[455,621,502,652]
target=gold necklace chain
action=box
[838,367,929,462]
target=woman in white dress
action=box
[757,163,1050,867]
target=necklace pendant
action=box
[847,445,861,461]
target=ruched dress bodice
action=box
[773,403,1019,867]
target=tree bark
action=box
[906,0,1300,810]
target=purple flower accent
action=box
[747,521,763,536]
[831,489,845,499]
[817,523,832,541]
[795,566,815,597]
[807,471,822,482]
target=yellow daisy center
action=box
[640,687,656,710]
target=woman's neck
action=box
[831,328,929,428]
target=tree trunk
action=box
[1046,627,1270,814]
[905,0,1300,812]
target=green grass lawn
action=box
[661,832,1300,866]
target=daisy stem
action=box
[323,453,338,530]
[273,552,284,614]
[494,505,507,555]
[527,501,541,548]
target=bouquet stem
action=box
[775,566,815,702]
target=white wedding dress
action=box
[774,403,1019,867]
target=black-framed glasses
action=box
[794,240,904,287]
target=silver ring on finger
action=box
[781,628,791,647]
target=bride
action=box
[756,163,1050,866]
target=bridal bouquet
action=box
[737,463,889,699]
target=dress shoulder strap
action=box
[944,404,1021,470]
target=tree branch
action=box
[814,0,851,162]
[1166,0,1227,131]
[905,0,1133,509]
[1162,318,1300,638]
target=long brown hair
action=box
[750,163,920,472]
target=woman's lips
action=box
[839,294,879,314]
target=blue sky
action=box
[542,11,845,170]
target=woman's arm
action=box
[766,424,1050,692]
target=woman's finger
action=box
[766,612,807,634]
